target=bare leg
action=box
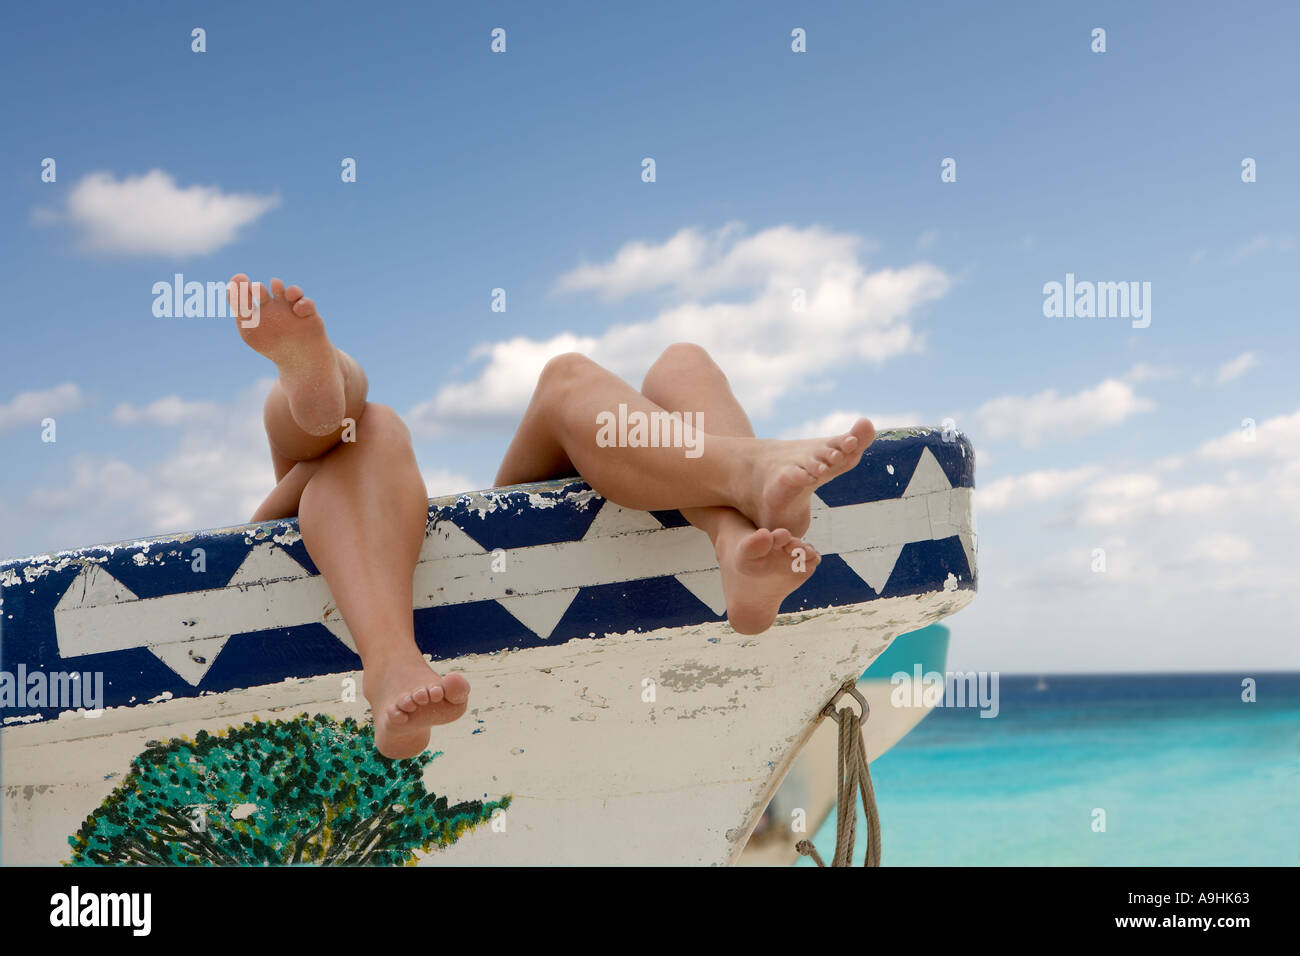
[298,403,469,759]
[231,275,469,759]
[640,345,820,633]
[229,274,369,473]
[495,352,873,530]
[494,346,875,633]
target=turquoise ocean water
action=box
[800,671,1300,866]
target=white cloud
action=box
[1151,482,1228,517]
[9,381,487,557]
[1197,408,1300,461]
[1073,472,1161,526]
[974,378,1155,447]
[40,170,278,257]
[979,465,1102,512]
[554,223,744,301]
[1069,475,1229,527]
[1214,352,1258,385]
[20,380,276,554]
[780,409,921,440]
[407,332,599,434]
[0,383,83,433]
[982,407,1300,534]
[553,222,878,302]
[954,407,1300,672]
[409,224,951,435]
[112,396,224,427]
[1228,234,1295,264]
[1184,532,1253,564]
[423,467,480,498]
[1124,361,1177,383]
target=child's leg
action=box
[297,403,469,759]
[495,352,872,531]
[230,275,469,760]
[639,344,820,634]
[230,274,368,472]
[494,345,875,633]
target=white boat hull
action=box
[1,428,977,866]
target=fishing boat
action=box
[0,427,976,866]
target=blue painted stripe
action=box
[0,429,976,721]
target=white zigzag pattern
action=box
[51,449,971,686]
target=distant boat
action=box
[1036,676,1050,692]
[1,428,977,865]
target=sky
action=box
[2,1,1297,673]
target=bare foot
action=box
[364,656,471,759]
[737,418,875,536]
[228,274,347,436]
[720,526,821,635]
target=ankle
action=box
[707,435,748,509]
[362,649,427,685]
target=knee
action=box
[662,342,717,369]
[644,342,720,384]
[537,351,598,395]
[355,402,413,450]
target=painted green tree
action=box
[68,713,507,866]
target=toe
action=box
[846,419,875,450]
[770,528,792,549]
[395,692,418,714]
[740,528,774,559]
[269,277,285,298]
[810,445,838,467]
[427,682,446,704]
[227,274,250,313]
[442,673,471,705]
[782,464,816,487]
[293,296,317,317]
[411,686,431,706]
[792,540,820,567]
[284,284,304,304]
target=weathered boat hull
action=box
[1,429,976,866]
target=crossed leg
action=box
[495,346,875,634]
[230,275,469,760]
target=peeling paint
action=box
[3,713,45,725]
[657,661,761,692]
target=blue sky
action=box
[2,1,1297,672]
